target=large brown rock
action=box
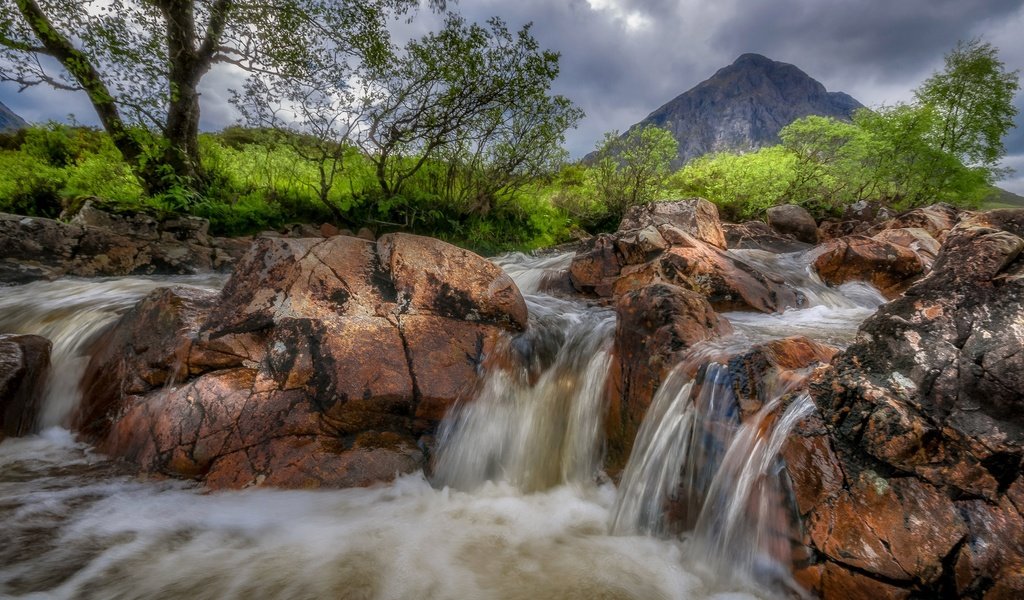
[78,233,523,489]
[0,334,51,439]
[871,227,941,269]
[618,198,727,249]
[871,203,960,242]
[604,283,732,471]
[379,233,528,330]
[788,208,1024,597]
[767,204,819,244]
[811,235,924,298]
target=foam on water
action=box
[0,432,766,600]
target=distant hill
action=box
[597,53,863,167]
[982,186,1024,209]
[0,101,27,133]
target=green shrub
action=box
[0,150,66,217]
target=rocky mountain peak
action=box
[613,54,863,167]
[0,101,28,133]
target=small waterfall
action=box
[610,359,815,591]
[0,276,224,429]
[432,294,615,492]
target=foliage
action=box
[914,38,1020,169]
[354,15,582,208]
[591,125,677,224]
[670,146,796,221]
[0,0,441,194]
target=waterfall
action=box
[432,293,615,492]
[609,357,816,592]
[0,275,224,429]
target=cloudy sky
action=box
[2,0,1023,192]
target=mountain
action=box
[983,186,1024,209]
[608,53,863,167]
[0,101,28,133]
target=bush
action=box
[0,150,66,217]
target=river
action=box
[0,251,884,599]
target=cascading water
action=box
[432,293,615,492]
[1,249,882,599]
[0,275,224,428]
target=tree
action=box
[591,125,677,220]
[0,0,440,196]
[915,38,1020,169]
[354,15,581,210]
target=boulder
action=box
[767,204,819,244]
[870,203,960,242]
[723,221,811,253]
[78,233,523,489]
[0,334,51,439]
[618,198,727,249]
[656,232,805,312]
[786,208,1024,597]
[378,233,528,330]
[604,283,732,471]
[817,219,874,242]
[810,235,924,298]
[871,227,941,269]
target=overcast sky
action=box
[2,0,1023,192]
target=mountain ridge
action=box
[595,53,864,167]
[0,101,28,133]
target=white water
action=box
[0,249,884,599]
[0,275,224,428]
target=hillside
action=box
[0,101,27,132]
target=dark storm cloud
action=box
[1,0,1022,190]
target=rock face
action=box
[767,204,818,244]
[0,334,51,439]
[569,199,805,313]
[0,205,249,284]
[77,233,525,489]
[604,283,732,471]
[596,53,862,167]
[787,209,1024,597]
[811,235,925,298]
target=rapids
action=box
[1,250,882,599]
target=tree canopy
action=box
[0,0,440,195]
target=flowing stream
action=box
[0,250,883,599]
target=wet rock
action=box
[789,208,1024,596]
[604,283,732,471]
[817,219,874,242]
[726,336,837,417]
[568,234,623,297]
[0,208,249,283]
[871,227,941,269]
[0,334,51,439]
[79,234,523,489]
[379,233,528,330]
[871,203,960,242]
[767,204,819,244]
[810,235,924,298]
[723,221,811,253]
[618,197,727,249]
[655,231,805,312]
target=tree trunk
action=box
[161,0,207,190]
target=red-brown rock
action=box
[379,233,528,330]
[79,234,525,489]
[811,235,924,298]
[604,283,732,471]
[618,197,727,249]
